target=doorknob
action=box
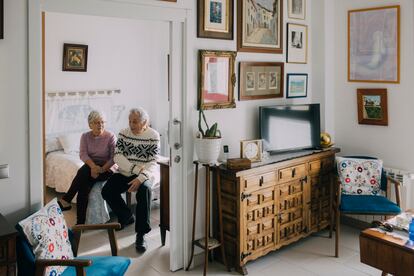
[173,119,182,150]
[174,155,181,163]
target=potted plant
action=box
[195,109,222,164]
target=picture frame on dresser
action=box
[348,6,400,83]
[286,73,308,98]
[288,0,306,20]
[197,0,233,40]
[239,62,284,101]
[357,88,388,126]
[237,0,283,53]
[287,23,308,63]
[198,49,237,110]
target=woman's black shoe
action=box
[57,200,72,211]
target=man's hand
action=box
[128,178,142,193]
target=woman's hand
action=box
[127,178,142,193]
[90,165,100,179]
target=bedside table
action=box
[0,213,17,276]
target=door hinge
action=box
[241,192,252,201]
[241,252,252,261]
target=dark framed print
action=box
[0,0,3,39]
[62,43,88,72]
[357,88,388,126]
[238,0,283,53]
[239,62,284,101]
[198,0,233,40]
[288,0,306,20]
[287,23,307,63]
[199,50,237,110]
[348,6,400,83]
[286,73,307,98]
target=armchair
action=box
[334,156,401,257]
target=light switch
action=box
[0,164,9,179]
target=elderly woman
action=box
[58,110,116,225]
[102,107,160,252]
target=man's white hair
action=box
[129,107,149,124]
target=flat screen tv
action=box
[259,104,321,153]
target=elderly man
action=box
[102,107,160,252]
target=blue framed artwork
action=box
[286,73,308,98]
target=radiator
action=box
[346,167,414,224]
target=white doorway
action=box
[28,0,189,271]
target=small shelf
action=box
[194,237,221,250]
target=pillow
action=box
[18,198,74,275]
[58,132,82,154]
[336,157,383,195]
[45,137,63,154]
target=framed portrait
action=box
[62,43,88,72]
[0,0,3,39]
[287,23,307,63]
[197,0,233,40]
[288,0,306,20]
[286,73,308,98]
[348,6,400,83]
[239,62,284,101]
[198,50,237,110]
[357,88,388,126]
[238,0,283,53]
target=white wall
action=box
[0,0,30,224]
[45,12,170,138]
[327,0,414,172]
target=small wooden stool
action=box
[186,161,230,275]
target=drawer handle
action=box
[279,171,282,179]
[259,176,264,186]
[291,168,296,178]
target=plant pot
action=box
[194,136,222,164]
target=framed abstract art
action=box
[288,0,305,20]
[197,0,233,40]
[348,6,400,83]
[286,23,307,63]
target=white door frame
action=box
[28,0,191,271]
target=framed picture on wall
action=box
[357,88,388,126]
[348,6,400,83]
[288,0,306,20]
[286,23,307,63]
[237,0,283,53]
[0,0,3,39]
[197,0,233,40]
[239,62,284,101]
[198,50,237,110]
[62,43,88,72]
[286,73,308,98]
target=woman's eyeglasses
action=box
[371,220,394,232]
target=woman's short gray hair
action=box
[129,107,149,124]
[88,110,105,125]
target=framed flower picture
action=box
[237,0,283,53]
[287,23,307,64]
[197,0,233,40]
[286,73,308,98]
[62,43,88,72]
[288,0,306,20]
[348,6,400,83]
[357,88,388,126]
[198,50,237,110]
[239,62,284,101]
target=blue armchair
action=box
[334,156,401,257]
[16,222,131,276]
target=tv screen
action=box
[260,104,321,153]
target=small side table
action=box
[0,213,17,276]
[186,161,229,275]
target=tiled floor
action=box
[47,188,383,275]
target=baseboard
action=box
[341,214,372,230]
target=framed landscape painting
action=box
[357,88,388,126]
[286,73,307,98]
[238,0,283,53]
[239,62,284,100]
[198,50,237,110]
[348,6,400,83]
[198,0,233,40]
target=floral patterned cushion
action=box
[336,157,383,195]
[18,198,73,275]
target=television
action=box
[259,104,321,153]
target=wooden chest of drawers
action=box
[0,213,17,276]
[214,148,339,274]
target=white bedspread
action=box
[45,150,83,193]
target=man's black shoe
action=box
[116,215,135,231]
[135,234,147,253]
